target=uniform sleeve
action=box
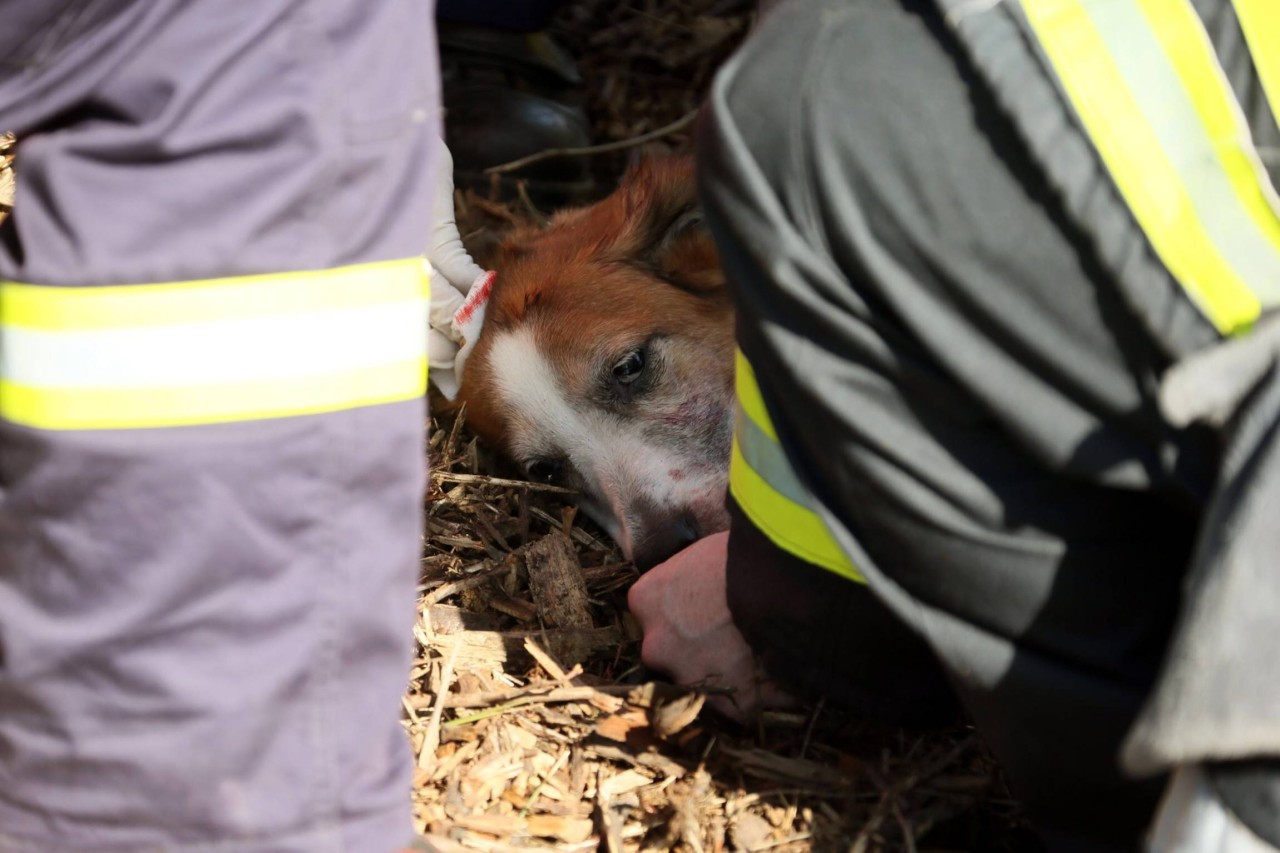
[725,494,959,728]
[1121,314,1280,774]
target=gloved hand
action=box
[427,141,494,400]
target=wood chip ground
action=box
[0,3,1037,849]
[412,411,1032,852]
[412,4,1033,849]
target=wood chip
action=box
[599,768,653,800]
[523,636,572,683]
[730,811,776,852]
[594,709,649,743]
[524,532,594,629]
[650,690,706,739]
[526,814,596,844]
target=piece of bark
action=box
[525,532,594,629]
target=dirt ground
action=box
[410,3,1039,851]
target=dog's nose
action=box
[631,513,700,571]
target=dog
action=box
[456,156,736,569]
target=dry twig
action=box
[484,110,698,176]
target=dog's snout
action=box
[632,513,700,571]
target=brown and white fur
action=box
[457,156,736,569]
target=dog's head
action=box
[458,156,735,568]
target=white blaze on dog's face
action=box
[459,156,735,569]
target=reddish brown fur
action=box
[460,155,733,448]
[454,155,736,566]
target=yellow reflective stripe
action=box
[731,349,864,583]
[731,434,865,583]
[0,259,430,430]
[2,258,429,331]
[1021,0,1280,335]
[0,359,427,431]
[1233,0,1280,136]
[734,349,779,441]
[1136,0,1280,260]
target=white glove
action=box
[427,262,493,400]
[428,142,485,297]
[427,141,493,400]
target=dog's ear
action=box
[616,155,724,293]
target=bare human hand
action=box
[627,531,795,720]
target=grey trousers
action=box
[0,2,439,849]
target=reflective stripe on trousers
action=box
[0,259,431,430]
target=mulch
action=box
[411,411,1033,852]
[410,3,1035,851]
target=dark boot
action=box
[439,23,596,209]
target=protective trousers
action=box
[0,2,438,850]
[699,0,1278,850]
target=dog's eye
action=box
[612,350,645,385]
[526,458,563,484]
